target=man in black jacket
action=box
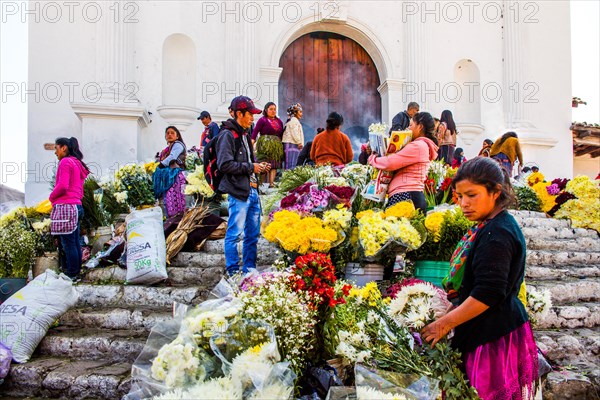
[389,101,420,132]
[217,96,270,276]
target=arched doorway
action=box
[278,32,381,154]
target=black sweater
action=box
[452,210,529,353]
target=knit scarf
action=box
[442,220,489,303]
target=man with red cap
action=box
[217,96,271,276]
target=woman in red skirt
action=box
[422,157,538,400]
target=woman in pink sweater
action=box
[49,137,90,282]
[368,112,439,213]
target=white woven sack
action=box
[0,270,78,363]
[125,207,167,285]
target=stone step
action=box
[83,264,273,286]
[37,327,145,363]
[537,303,600,329]
[534,327,600,366]
[514,216,572,229]
[201,237,276,254]
[526,251,600,266]
[74,284,209,308]
[526,236,600,252]
[59,307,173,333]
[543,366,600,400]
[528,279,600,305]
[2,356,132,399]
[522,226,599,240]
[526,265,600,280]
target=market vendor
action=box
[251,102,284,188]
[367,112,438,213]
[154,126,187,217]
[422,157,538,400]
[49,137,90,282]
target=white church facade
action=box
[25,0,575,204]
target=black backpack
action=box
[202,129,244,193]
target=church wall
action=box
[24,1,575,203]
[26,16,98,204]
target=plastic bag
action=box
[325,386,356,400]
[362,170,393,203]
[0,342,12,382]
[85,235,125,269]
[355,363,440,400]
[125,207,167,285]
[0,270,78,363]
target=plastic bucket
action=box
[0,278,28,304]
[345,263,384,287]
[414,260,450,288]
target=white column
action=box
[71,1,149,177]
[95,2,137,104]
[402,5,429,108]
[501,0,556,149]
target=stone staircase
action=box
[512,211,600,400]
[1,240,278,399]
[2,211,599,399]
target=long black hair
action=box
[165,125,185,146]
[440,110,457,135]
[55,137,90,173]
[496,131,517,147]
[412,112,438,146]
[452,157,516,209]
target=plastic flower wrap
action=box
[358,212,423,258]
[387,281,451,330]
[323,206,353,233]
[184,165,215,199]
[238,271,317,373]
[340,163,371,188]
[34,199,52,215]
[526,286,552,327]
[150,337,204,387]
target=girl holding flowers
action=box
[421,157,538,400]
[368,112,438,213]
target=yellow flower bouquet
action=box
[357,210,424,258]
[264,210,339,255]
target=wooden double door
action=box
[278,32,381,152]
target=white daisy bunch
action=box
[180,298,243,344]
[368,123,388,136]
[387,282,450,330]
[150,337,203,388]
[237,272,317,372]
[341,163,371,188]
[526,286,552,327]
[335,320,373,364]
[356,386,409,400]
[153,376,241,400]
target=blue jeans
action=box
[224,189,261,276]
[58,205,84,279]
